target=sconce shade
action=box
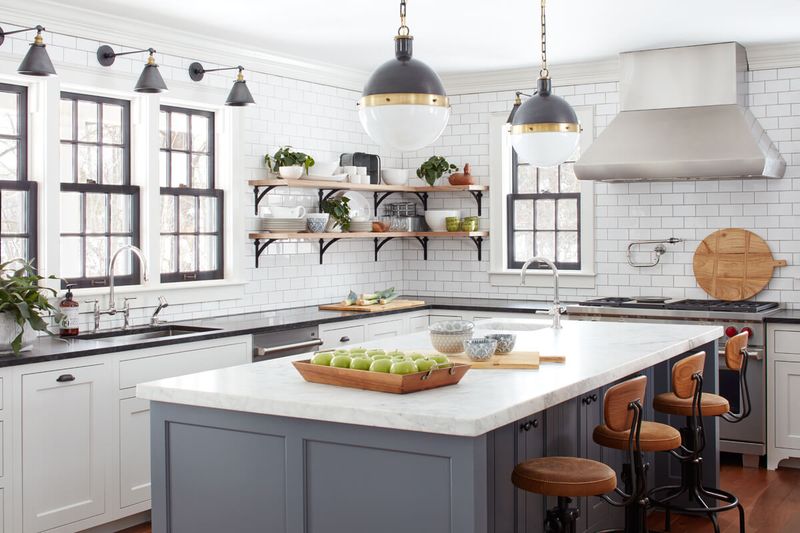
[134,63,168,93]
[226,79,255,106]
[18,41,56,76]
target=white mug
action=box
[342,165,357,176]
[356,166,368,176]
[263,206,306,218]
[349,173,362,184]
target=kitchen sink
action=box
[474,319,550,332]
[75,325,221,343]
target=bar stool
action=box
[592,375,682,533]
[648,334,750,533]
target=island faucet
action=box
[151,296,169,326]
[520,256,565,329]
[88,245,149,331]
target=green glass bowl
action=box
[445,216,462,232]
[460,218,479,231]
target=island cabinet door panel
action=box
[21,363,107,533]
[119,397,151,507]
[518,414,545,533]
[774,361,800,449]
[543,398,581,524]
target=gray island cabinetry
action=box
[139,320,722,533]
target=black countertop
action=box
[764,309,800,323]
[0,296,551,368]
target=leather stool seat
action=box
[512,456,617,497]
[593,421,681,452]
[653,391,730,417]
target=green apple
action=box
[349,347,367,355]
[388,350,405,357]
[367,349,386,356]
[330,355,352,368]
[334,349,350,356]
[371,353,391,361]
[310,352,334,366]
[350,356,372,371]
[369,358,393,373]
[415,358,437,372]
[409,353,425,360]
[429,354,450,366]
[390,360,419,375]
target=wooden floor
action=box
[118,463,800,533]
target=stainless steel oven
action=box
[252,326,322,363]
[718,346,765,463]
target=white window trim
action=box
[488,107,596,289]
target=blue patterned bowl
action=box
[307,214,329,233]
[485,333,516,354]
[464,338,498,361]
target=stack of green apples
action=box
[310,347,450,375]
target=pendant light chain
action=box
[398,0,410,36]
[539,0,549,78]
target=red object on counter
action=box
[725,326,739,338]
[741,327,753,338]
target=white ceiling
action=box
[29,0,800,74]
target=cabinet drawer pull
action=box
[56,374,75,383]
[339,336,350,343]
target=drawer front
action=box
[772,328,800,356]
[365,318,404,340]
[428,314,463,324]
[119,341,248,389]
[408,315,429,333]
[319,324,365,349]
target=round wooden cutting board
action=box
[693,228,787,301]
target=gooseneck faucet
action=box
[520,256,564,329]
[85,245,149,331]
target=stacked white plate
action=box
[350,220,373,233]
[261,217,308,232]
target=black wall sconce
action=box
[0,24,57,76]
[188,62,255,107]
[97,45,168,93]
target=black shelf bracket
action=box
[469,236,484,261]
[373,191,396,213]
[253,185,279,215]
[415,236,429,260]
[319,238,341,264]
[253,238,277,268]
[317,189,337,211]
[412,192,429,210]
[374,237,395,261]
[469,190,484,216]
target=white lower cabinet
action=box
[119,397,151,508]
[767,324,800,469]
[364,318,404,340]
[21,363,108,533]
[774,361,800,450]
[319,323,365,348]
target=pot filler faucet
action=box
[520,256,564,329]
[85,245,149,332]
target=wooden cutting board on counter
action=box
[693,228,787,301]
[319,299,426,313]
[446,351,566,369]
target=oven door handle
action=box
[718,348,763,361]
[254,339,324,357]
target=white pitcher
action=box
[261,206,306,218]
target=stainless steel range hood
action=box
[574,42,785,182]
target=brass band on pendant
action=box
[510,122,581,134]
[358,93,450,108]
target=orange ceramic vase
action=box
[448,163,474,185]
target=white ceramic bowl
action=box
[278,166,304,179]
[313,162,339,176]
[424,209,461,231]
[382,169,409,185]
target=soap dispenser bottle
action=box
[59,284,80,337]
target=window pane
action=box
[199,235,217,271]
[191,154,209,188]
[1,189,26,233]
[159,111,168,149]
[513,200,533,230]
[557,232,579,263]
[179,195,196,233]
[559,163,579,193]
[60,143,74,182]
[159,151,168,187]
[198,196,217,232]
[535,199,555,230]
[77,100,98,142]
[191,114,209,152]
[513,232,533,263]
[102,145,124,184]
[516,165,536,193]
[535,232,555,259]
[85,193,108,233]
[0,139,18,180]
[110,194,130,233]
[161,235,176,273]
[77,144,98,183]
[171,152,188,187]
[0,91,18,136]
[170,113,188,150]
[59,99,73,140]
[60,192,81,234]
[85,236,108,277]
[110,236,132,275]
[1,238,26,263]
[537,166,558,193]
[557,199,578,230]
[60,236,82,278]
[102,103,123,144]
[161,195,176,232]
[178,234,197,271]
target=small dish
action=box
[461,216,479,232]
[446,216,461,232]
[485,333,517,354]
[278,166,304,179]
[464,338,498,361]
[306,214,329,233]
[429,320,474,335]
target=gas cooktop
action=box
[577,297,779,314]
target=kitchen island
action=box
[138,319,722,533]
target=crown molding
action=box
[0,0,369,92]
[746,42,800,70]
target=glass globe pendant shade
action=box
[510,80,580,167]
[359,103,449,153]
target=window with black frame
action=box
[59,92,139,288]
[0,83,37,265]
[159,106,223,282]
[506,150,581,270]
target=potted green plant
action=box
[416,156,458,186]
[0,259,58,354]
[320,197,351,232]
[264,146,315,179]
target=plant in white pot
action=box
[0,259,58,354]
[264,146,315,179]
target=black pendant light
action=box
[189,63,256,107]
[0,25,57,76]
[97,45,168,93]
[509,0,580,167]
[358,0,450,152]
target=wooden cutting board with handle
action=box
[319,299,426,313]
[693,228,787,301]
[445,351,566,369]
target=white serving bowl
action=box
[424,209,461,231]
[278,166,304,179]
[381,169,409,186]
[313,161,339,176]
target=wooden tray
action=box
[319,299,426,313]
[446,351,566,369]
[293,360,470,394]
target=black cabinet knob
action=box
[340,336,350,343]
[591,394,598,402]
[520,419,539,432]
[56,374,75,383]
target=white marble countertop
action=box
[136,319,722,437]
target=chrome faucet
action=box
[520,256,565,329]
[151,296,169,326]
[91,245,149,331]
